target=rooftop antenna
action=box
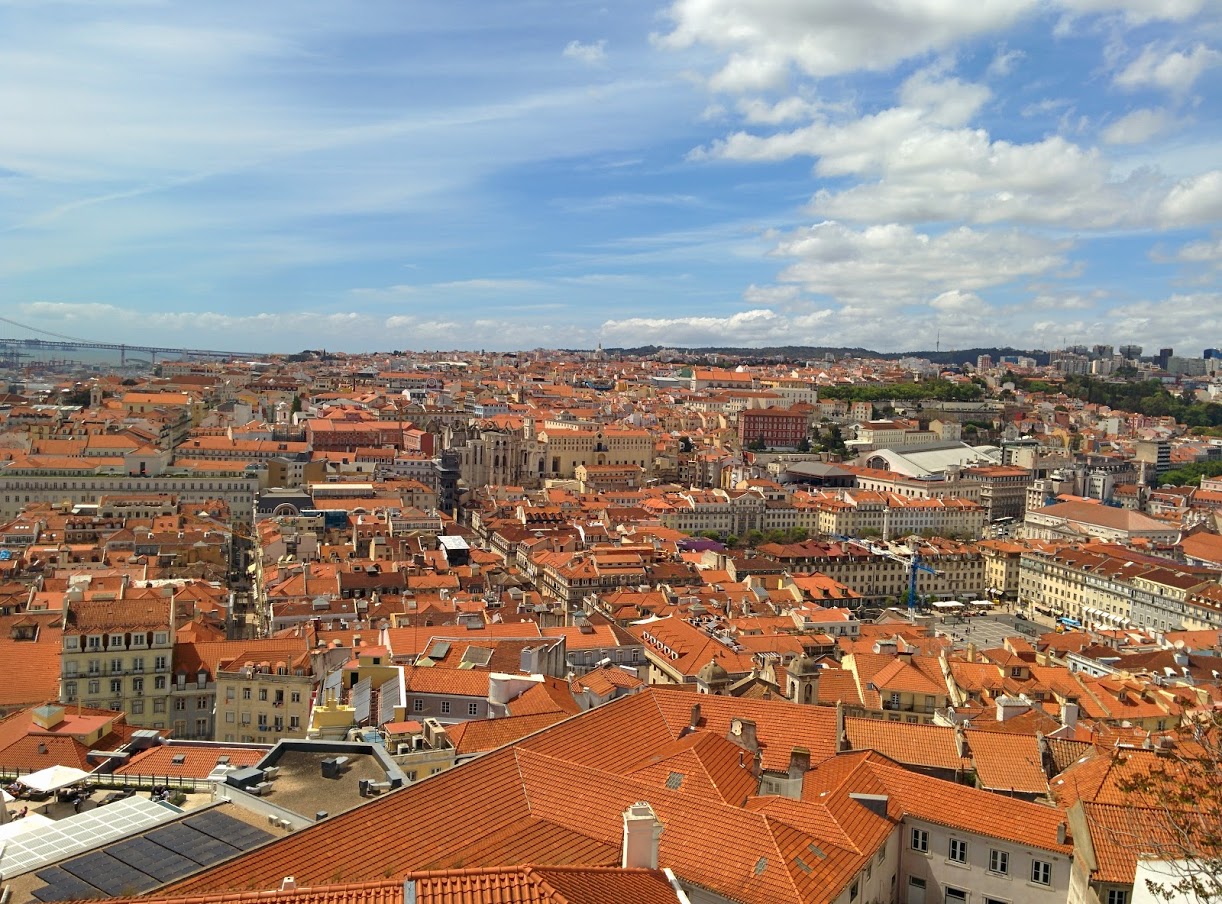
[936,330,940,355]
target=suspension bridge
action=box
[0,316,264,365]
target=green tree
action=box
[1115,712,1222,903]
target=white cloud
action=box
[770,221,1068,305]
[1058,0,1207,24]
[897,68,992,127]
[986,47,1024,78]
[929,289,985,312]
[1175,234,1222,263]
[1159,170,1222,226]
[658,0,1038,88]
[563,39,607,65]
[1108,293,1222,348]
[1101,107,1177,144]
[1114,43,1221,94]
[736,96,823,125]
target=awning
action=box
[20,765,90,794]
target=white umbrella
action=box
[20,765,90,794]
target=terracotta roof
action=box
[448,713,570,756]
[408,864,681,903]
[75,880,404,904]
[116,743,267,778]
[964,729,1048,795]
[845,718,966,772]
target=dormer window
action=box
[110,633,125,648]
[154,632,168,645]
[87,635,102,650]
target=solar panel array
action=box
[31,809,275,901]
[378,672,400,725]
[0,797,176,879]
[351,676,372,723]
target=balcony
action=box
[882,700,936,714]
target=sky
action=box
[1,0,1220,355]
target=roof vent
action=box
[279,877,297,892]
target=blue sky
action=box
[1,0,1219,354]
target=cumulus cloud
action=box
[1101,107,1177,144]
[658,0,1037,88]
[1159,170,1222,226]
[1108,293,1222,348]
[563,39,607,64]
[1114,43,1221,93]
[769,221,1069,305]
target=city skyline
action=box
[2,1,1220,353]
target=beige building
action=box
[59,593,184,729]
[536,426,655,480]
[215,647,314,744]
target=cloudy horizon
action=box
[1,1,1219,354]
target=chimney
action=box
[1057,822,1067,845]
[835,700,850,752]
[729,718,759,754]
[1060,702,1079,730]
[622,801,664,869]
[965,642,977,663]
[788,747,811,782]
[689,703,701,732]
[954,723,968,758]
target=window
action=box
[989,849,1009,875]
[131,700,144,715]
[291,692,301,703]
[109,678,122,694]
[226,712,235,723]
[945,889,967,903]
[910,828,929,853]
[242,688,252,700]
[258,688,268,701]
[441,701,451,715]
[154,633,168,645]
[132,657,144,671]
[877,847,885,865]
[1030,860,1052,886]
[175,698,187,711]
[1107,891,1129,904]
[468,702,478,716]
[413,699,423,712]
[949,838,968,864]
[132,678,143,692]
[154,655,167,670]
[64,681,78,698]
[87,679,100,695]
[289,716,300,730]
[153,699,166,713]
[850,879,859,901]
[110,658,123,673]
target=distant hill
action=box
[593,345,1050,367]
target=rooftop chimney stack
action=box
[622,801,664,870]
[1060,702,1079,730]
[788,747,811,781]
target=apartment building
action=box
[214,647,314,744]
[59,594,182,729]
[739,407,809,450]
[0,465,258,520]
[1018,545,1222,633]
